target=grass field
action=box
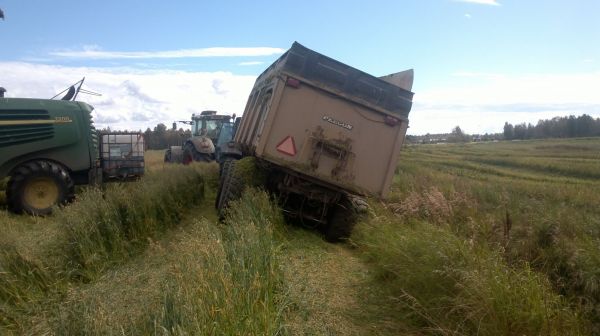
[355,137,600,335]
[1,140,599,335]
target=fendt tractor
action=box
[0,82,145,215]
[216,42,414,241]
[164,111,239,164]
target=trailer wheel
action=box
[216,159,243,220]
[6,161,75,215]
[164,149,172,163]
[215,158,234,209]
[325,197,358,242]
[183,143,211,164]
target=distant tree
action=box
[577,114,595,137]
[140,123,194,150]
[503,122,514,140]
[502,114,600,141]
[513,123,527,140]
[448,126,469,143]
[154,123,167,133]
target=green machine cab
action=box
[0,90,144,215]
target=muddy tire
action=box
[216,159,243,220]
[325,197,358,242]
[182,142,212,164]
[164,149,172,163]
[7,161,75,216]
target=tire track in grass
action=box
[279,227,410,335]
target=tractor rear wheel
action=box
[7,161,75,215]
[182,143,212,164]
[216,159,243,220]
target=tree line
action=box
[503,114,600,140]
[143,123,192,150]
[111,113,600,150]
[101,123,191,150]
[408,113,600,145]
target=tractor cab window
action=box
[204,119,222,139]
[192,120,202,136]
[217,123,233,146]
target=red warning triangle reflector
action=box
[276,136,296,156]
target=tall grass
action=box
[353,139,600,334]
[58,165,206,280]
[51,189,287,335]
[0,244,55,329]
[354,209,587,335]
[3,142,599,334]
[0,164,208,333]
[147,189,286,335]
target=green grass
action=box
[53,189,287,335]
[1,149,287,335]
[2,141,600,335]
[355,212,585,335]
[148,189,286,335]
[353,138,600,335]
[0,161,210,333]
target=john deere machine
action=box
[164,110,239,164]
[0,82,144,215]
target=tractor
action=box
[164,111,239,164]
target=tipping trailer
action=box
[216,42,414,241]
[0,86,144,215]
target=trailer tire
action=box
[7,161,75,216]
[216,159,243,220]
[215,158,234,209]
[164,149,172,163]
[325,197,358,242]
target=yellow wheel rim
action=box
[23,177,59,211]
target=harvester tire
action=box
[325,197,358,242]
[183,143,211,164]
[216,159,243,220]
[7,161,75,216]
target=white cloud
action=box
[238,61,265,66]
[464,13,472,19]
[410,71,600,134]
[453,0,501,6]
[0,62,256,131]
[49,47,285,59]
[4,62,599,137]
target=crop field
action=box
[1,139,599,335]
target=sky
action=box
[1,0,599,135]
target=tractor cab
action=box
[190,111,236,148]
[165,110,237,164]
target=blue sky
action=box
[1,0,599,134]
